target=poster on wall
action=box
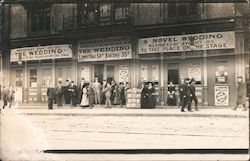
[141,66,148,82]
[81,66,90,81]
[214,85,229,106]
[152,65,159,82]
[188,63,201,82]
[119,65,129,83]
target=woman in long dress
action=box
[167,80,176,107]
[80,85,89,107]
[147,82,155,108]
[112,84,120,105]
[140,83,148,109]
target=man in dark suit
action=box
[178,77,185,108]
[190,78,198,111]
[181,78,192,112]
[69,81,77,107]
[78,78,85,104]
[63,80,70,105]
[47,82,55,110]
[55,81,63,108]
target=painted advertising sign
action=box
[81,66,90,81]
[10,45,73,62]
[139,31,235,54]
[188,63,201,82]
[78,37,132,62]
[214,85,229,106]
[119,65,129,82]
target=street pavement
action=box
[0,106,249,161]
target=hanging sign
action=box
[10,44,72,62]
[214,85,229,106]
[139,31,235,54]
[78,37,132,62]
[119,65,129,82]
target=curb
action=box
[19,111,247,118]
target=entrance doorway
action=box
[106,65,114,84]
[56,66,72,83]
[168,69,179,84]
[94,64,104,82]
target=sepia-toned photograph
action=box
[0,0,249,160]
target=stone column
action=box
[160,52,165,106]
[203,50,208,106]
[24,61,28,103]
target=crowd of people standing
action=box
[140,77,199,112]
[47,77,129,110]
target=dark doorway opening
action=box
[168,69,179,84]
[94,64,104,83]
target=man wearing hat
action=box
[190,78,199,111]
[178,77,185,108]
[233,76,247,111]
[181,78,192,112]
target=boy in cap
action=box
[190,78,199,111]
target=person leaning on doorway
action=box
[233,76,247,111]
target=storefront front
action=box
[10,44,73,103]
[77,36,134,85]
[138,31,237,106]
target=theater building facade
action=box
[2,3,249,107]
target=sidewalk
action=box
[10,103,249,118]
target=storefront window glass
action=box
[57,68,63,82]
[30,69,37,88]
[16,70,23,87]
[42,68,52,87]
[65,67,72,81]
[215,62,228,84]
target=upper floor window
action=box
[99,3,112,25]
[78,3,99,26]
[114,3,130,22]
[29,6,51,33]
[168,2,198,18]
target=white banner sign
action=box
[139,31,235,54]
[81,66,90,82]
[78,37,132,62]
[214,86,229,106]
[119,65,129,82]
[188,63,201,82]
[10,45,73,62]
